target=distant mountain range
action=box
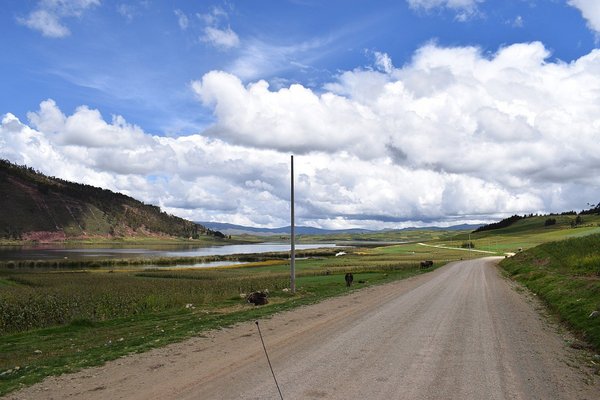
[197,222,373,236]
[199,221,483,236]
[0,159,216,241]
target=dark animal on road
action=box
[420,260,434,269]
[246,291,269,305]
[345,273,354,287]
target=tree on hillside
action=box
[571,215,584,227]
[581,202,600,215]
[544,218,556,226]
[474,215,524,233]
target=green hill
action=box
[443,213,600,256]
[0,159,218,241]
[474,211,600,237]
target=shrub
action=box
[544,218,557,226]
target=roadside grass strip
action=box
[500,233,600,352]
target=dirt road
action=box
[5,258,599,399]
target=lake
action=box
[0,242,340,261]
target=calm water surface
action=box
[0,243,339,261]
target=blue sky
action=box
[2,1,600,229]
[3,0,595,135]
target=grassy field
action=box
[295,229,464,243]
[0,243,465,395]
[1,214,600,395]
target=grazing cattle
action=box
[345,273,354,287]
[420,260,434,269]
[246,291,269,305]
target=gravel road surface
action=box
[5,257,599,399]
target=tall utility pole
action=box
[290,155,296,294]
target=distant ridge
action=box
[199,221,482,236]
[197,222,374,236]
[0,159,218,241]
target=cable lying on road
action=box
[255,321,284,400]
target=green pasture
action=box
[233,227,465,246]
[436,214,600,254]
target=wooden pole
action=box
[290,155,296,294]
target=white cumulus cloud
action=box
[568,0,600,33]
[189,41,600,223]
[3,41,600,229]
[1,99,538,229]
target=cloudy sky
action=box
[1,0,600,229]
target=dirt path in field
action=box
[5,258,599,399]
